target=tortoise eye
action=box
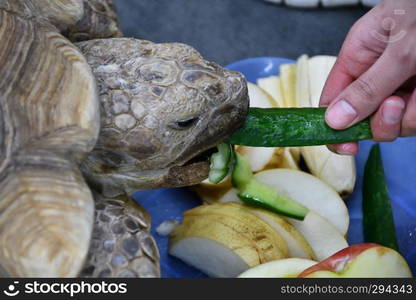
[169,117,200,130]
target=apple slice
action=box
[286,211,348,261]
[247,81,277,108]
[186,203,290,257]
[321,0,359,7]
[257,76,285,108]
[255,170,349,236]
[278,147,300,170]
[301,146,356,198]
[169,203,289,277]
[193,177,232,204]
[305,55,355,198]
[219,168,349,236]
[308,55,336,107]
[238,258,317,278]
[285,0,319,8]
[289,147,301,163]
[236,146,282,173]
[280,64,296,107]
[170,236,250,277]
[296,54,310,108]
[299,243,413,278]
[246,207,315,259]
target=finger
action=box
[319,59,356,108]
[370,96,406,142]
[320,9,387,107]
[325,47,415,130]
[327,142,359,156]
[401,89,416,137]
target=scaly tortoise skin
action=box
[0,0,249,277]
[65,0,123,42]
[81,193,160,278]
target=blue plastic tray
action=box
[133,57,416,277]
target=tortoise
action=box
[0,0,249,277]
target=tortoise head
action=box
[78,38,249,196]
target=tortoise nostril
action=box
[204,82,223,97]
[72,33,90,42]
[227,74,245,95]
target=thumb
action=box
[325,49,414,130]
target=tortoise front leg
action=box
[80,191,160,278]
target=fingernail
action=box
[336,143,356,156]
[326,100,357,129]
[382,99,405,124]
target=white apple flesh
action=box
[236,146,282,172]
[169,203,289,277]
[279,64,297,107]
[278,147,300,170]
[238,258,317,278]
[219,168,349,236]
[247,207,316,259]
[301,145,356,198]
[247,81,277,108]
[321,0,359,7]
[308,55,336,107]
[257,76,285,108]
[286,211,348,261]
[299,243,413,278]
[305,55,356,198]
[285,0,319,8]
[170,237,250,277]
[296,54,310,108]
[193,177,232,204]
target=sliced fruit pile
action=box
[167,55,413,278]
[260,55,356,197]
[169,201,412,278]
[169,203,291,277]
[196,55,356,203]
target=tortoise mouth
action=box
[182,147,217,166]
[165,160,211,188]
[169,146,217,185]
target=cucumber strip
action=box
[232,152,308,220]
[362,143,399,251]
[238,181,309,220]
[208,143,232,184]
[231,151,253,188]
[226,107,372,147]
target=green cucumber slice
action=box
[363,143,399,251]
[227,107,373,147]
[232,152,308,220]
[208,143,232,184]
[231,151,253,188]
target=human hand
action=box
[320,0,416,155]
